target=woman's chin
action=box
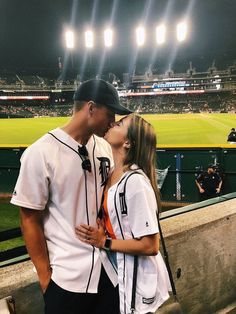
[104,132,110,142]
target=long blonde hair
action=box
[124,114,161,211]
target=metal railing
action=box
[0,228,29,268]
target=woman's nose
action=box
[110,121,116,128]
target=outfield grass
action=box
[1,113,235,252]
[0,203,24,251]
[0,114,235,145]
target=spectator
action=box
[227,127,236,143]
[195,164,222,201]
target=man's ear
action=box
[123,140,131,149]
[88,101,95,115]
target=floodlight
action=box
[136,26,145,46]
[156,24,166,45]
[104,29,113,47]
[65,30,74,49]
[176,22,187,42]
[85,30,94,48]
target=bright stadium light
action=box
[104,29,113,47]
[176,22,188,42]
[65,30,75,49]
[136,26,145,46]
[85,30,94,48]
[156,24,166,45]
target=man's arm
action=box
[20,207,51,292]
[195,179,204,193]
[216,178,223,193]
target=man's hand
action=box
[216,187,221,194]
[40,268,52,293]
[199,187,205,193]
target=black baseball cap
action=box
[73,79,131,115]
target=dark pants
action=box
[200,192,219,201]
[43,267,119,314]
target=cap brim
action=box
[107,103,133,115]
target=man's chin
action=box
[94,130,107,138]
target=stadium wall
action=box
[0,146,235,204]
[1,196,236,314]
[157,146,236,203]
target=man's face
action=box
[208,167,214,174]
[92,104,115,137]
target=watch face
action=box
[104,238,112,250]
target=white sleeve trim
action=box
[133,227,159,239]
[10,199,45,210]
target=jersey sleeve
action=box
[125,175,159,238]
[216,173,222,183]
[196,173,203,183]
[10,145,50,210]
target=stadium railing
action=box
[1,192,236,268]
[0,228,29,268]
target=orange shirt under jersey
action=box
[103,190,116,239]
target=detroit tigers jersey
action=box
[107,167,171,314]
[11,127,117,293]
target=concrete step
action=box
[215,302,236,314]
[156,299,183,314]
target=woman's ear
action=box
[123,140,131,149]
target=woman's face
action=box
[104,115,131,148]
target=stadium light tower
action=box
[85,30,94,48]
[104,29,113,47]
[156,24,166,45]
[176,22,188,42]
[136,26,145,47]
[65,30,75,49]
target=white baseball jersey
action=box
[107,167,171,314]
[11,128,118,293]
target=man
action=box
[195,164,222,201]
[227,128,236,144]
[11,79,131,314]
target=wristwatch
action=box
[103,237,112,251]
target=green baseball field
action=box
[1,113,236,251]
[0,113,236,146]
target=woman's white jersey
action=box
[107,167,171,314]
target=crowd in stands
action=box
[121,92,236,114]
[0,70,236,116]
[0,102,73,118]
[1,91,235,118]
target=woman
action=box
[76,114,171,314]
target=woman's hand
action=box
[75,223,106,249]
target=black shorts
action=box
[43,267,119,314]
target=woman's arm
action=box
[75,224,159,256]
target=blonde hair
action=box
[124,114,161,212]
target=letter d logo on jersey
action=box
[97,157,110,186]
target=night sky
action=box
[0,0,235,78]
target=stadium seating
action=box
[121,92,236,114]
